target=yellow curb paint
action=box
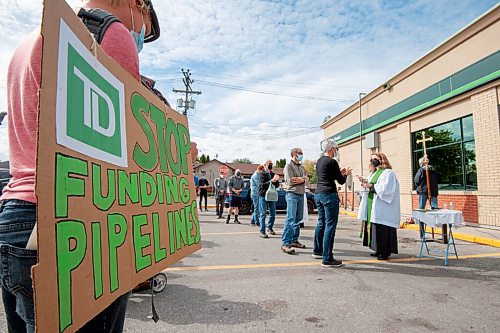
[340,211,357,218]
[454,233,476,243]
[165,252,500,272]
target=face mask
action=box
[370,159,381,167]
[268,164,273,170]
[297,155,303,162]
[236,172,241,177]
[130,9,145,53]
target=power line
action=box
[195,80,355,102]
[188,114,321,140]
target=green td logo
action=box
[56,19,127,167]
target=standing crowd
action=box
[205,139,402,269]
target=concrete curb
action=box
[339,210,500,248]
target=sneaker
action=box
[260,233,268,239]
[226,217,230,224]
[267,228,276,235]
[205,208,209,212]
[321,259,343,268]
[312,253,323,259]
[234,219,241,224]
[281,245,295,254]
[290,241,306,249]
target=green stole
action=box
[361,168,385,246]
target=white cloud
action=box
[0,0,497,163]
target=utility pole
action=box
[173,69,202,115]
[358,92,367,176]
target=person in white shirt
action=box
[358,152,400,260]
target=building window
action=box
[412,115,476,190]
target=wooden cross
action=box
[416,131,433,209]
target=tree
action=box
[303,160,317,184]
[232,158,252,164]
[198,154,208,163]
[275,158,286,168]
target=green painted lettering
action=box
[91,222,103,300]
[92,163,116,211]
[107,214,127,292]
[168,211,176,255]
[139,171,157,207]
[117,170,139,205]
[132,214,152,272]
[177,123,190,175]
[191,201,201,244]
[179,177,190,204]
[56,220,87,333]
[166,118,181,175]
[131,93,158,171]
[163,175,179,204]
[55,154,88,218]
[174,209,187,250]
[152,212,167,263]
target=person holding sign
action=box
[0,0,163,331]
[358,153,400,261]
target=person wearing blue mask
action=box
[281,148,308,254]
[0,1,167,332]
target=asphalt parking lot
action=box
[123,211,500,333]
[1,211,499,332]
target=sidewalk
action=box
[340,209,500,248]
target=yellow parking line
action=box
[202,231,261,236]
[165,252,500,272]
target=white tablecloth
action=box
[412,209,463,228]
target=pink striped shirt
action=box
[1,22,139,203]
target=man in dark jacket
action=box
[258,160,280,239]
[414,157,439,209]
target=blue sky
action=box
[0,0,497,164]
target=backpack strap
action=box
[77,8,121,44]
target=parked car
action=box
[225,179,316,215]
[0,169,11,194]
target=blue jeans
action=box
[282,192,304,245]
[0,200,130,333]
[0,200,37,333]
[313,193,340,262]
[419,195,438,209]
[251,194,260,224]
[259,196,276,234]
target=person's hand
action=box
[356,175,364,182]
[190,142,198,163]
[345,167,352,176]
[272,175,279,182]
[361,182,371,189]
[340,167,347,176]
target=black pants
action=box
[216,194,225,216]
[199,190,208,210]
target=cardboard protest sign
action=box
[32,1,201,332]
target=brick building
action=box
[321,6,500,226]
